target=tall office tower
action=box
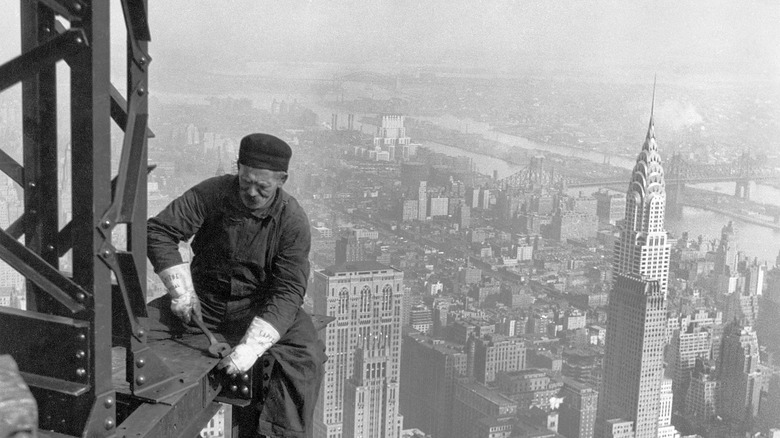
[335,233,365,265]
[466,187,480,208]
[726,260,765,327]
[373,115,411,161]
[311,262,405,438]
[479,188,491,210]
[458,203,471,229]
[559,378,598,438]
[718,322,761,426]
[418,181,428,221]
[428,197,449,218]
[473,335,527,384]
[452,381,517,438]
[596,93,670,438]
[715,222,738,276]
[684,357,719,428]
[656,378,679,438]
[668,316,712,413]
[400,330,468,438]
[594,190,627,226]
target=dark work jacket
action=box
[147,174,324,437]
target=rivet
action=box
[75,350,85,359]
[28,182,36,188]
[230,385,238,392]
[136,375,145,385]
[76,368,86,377]
[29,209,37,215]
[77,333,86,341]
[136,357,145,368]
[76,293,86,302]
[102,249,111,257]
[240,386,249,395]
[137,329,145,337]
[139,56,147,65]
[104,397,114,408]
[137,87,146,96]
[104,418,115,430]
[75,37,83,45]
[241,373,249,382]
[46,244,54,251]
[72,2,82,12]
[101,220,111,228]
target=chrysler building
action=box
[596,83,671,438]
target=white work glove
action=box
[218,317,280,375]
[158,263,201,324]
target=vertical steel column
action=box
[21,1,60,314]
[68,1,118,434]
[125,0,149,301]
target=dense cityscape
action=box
[3,64,780,437]
[2,2,780,438]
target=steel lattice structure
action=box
[0,2,240,436]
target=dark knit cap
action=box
[238,133,292,171]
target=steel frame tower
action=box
[0,2,244,436]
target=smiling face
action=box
[237,164,287,210]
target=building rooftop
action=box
[319,261,401,276]
[460,381,516,406]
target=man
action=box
[147,133,324,438]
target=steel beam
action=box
[0,228,88,314]
[21,1,61,315]
[0,148,24,185]
[0,28,87,93]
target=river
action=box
[155,92,780,265]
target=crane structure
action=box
[0,2,258,436]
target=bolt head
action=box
[76,368,86,377]
[140,56,147,65]
[136,357,145,368]
[104,418,115,430]
[240,386,249,395]
[241,373,249,382]
[136,375,146,385]
[104,397,114,408]
[230,385,238,392]
[137,87,146,96]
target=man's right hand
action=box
[158,263,201,324]
[170,292,202,324]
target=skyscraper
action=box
[559,378,598,438]
[596,87,670,438]
[718,322,762,426]
[311,262,405,438]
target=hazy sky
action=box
[2,0,779,80]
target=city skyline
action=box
[2,3,780,437]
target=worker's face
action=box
[237,164,286,210]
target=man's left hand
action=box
[216,317,280,375]
[217,344,259,375]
